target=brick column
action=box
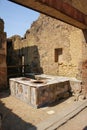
[82,60,87,98]
[0,18,7,90]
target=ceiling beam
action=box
[9,0,87,29]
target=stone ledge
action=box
[35,99,87,130]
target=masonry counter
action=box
[9,75,71,108]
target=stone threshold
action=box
[30,99,87,130]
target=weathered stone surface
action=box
[9,74,85,107]
[0,18,7,89]
[7,14,87,96]
[9,75,71,108]
[0,114,2,130]
[0,18,4,33]
[10,14,84,79]
[69,78,82,101]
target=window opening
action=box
[54,48,63,63]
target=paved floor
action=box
[57,107,87,130]
[0,91,87,130]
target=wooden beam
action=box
[9,0,87,29]
[38,0,87,27]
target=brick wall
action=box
[7,14,87,98]
[0,18,7,89]
[11,14,83,79]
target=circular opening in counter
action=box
[32,80,45,84]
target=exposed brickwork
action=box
[7,14,87,98]
[10,14,83,78]
[82,60,87,98]
[0,18,7,89]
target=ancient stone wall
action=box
[0,18,7,89]
[11,14,83,79]
[80,30,87,98]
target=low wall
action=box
[9,75,82,108]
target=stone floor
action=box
[57,107,87,130]
[0,90,87,130]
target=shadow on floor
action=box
[48,95,72,108]
[83,126,87,130]
[0,90,36,130]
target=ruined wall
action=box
[0,18,7,89]
[7,36,25,80]
[80,30,87,98]
[12,14,83,79]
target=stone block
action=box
[9,75,70,108]
[69,79,82,101]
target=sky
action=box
[0,0,40,38]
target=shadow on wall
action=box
[7,41,43,77]
[0,91,37,130]
[83,30,87,43]
[7,40,22,78]
[20,45,43,74]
